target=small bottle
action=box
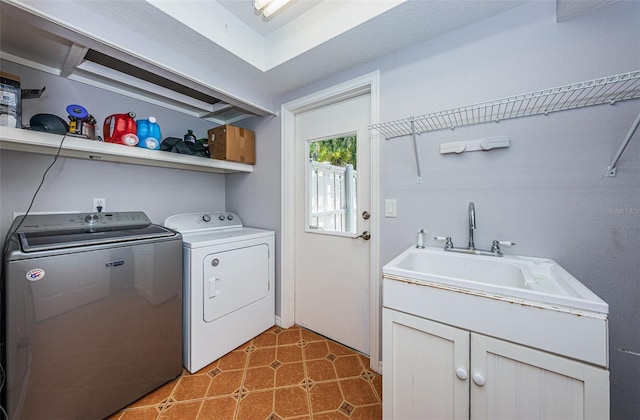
[184,129,196,145]
[103,112,138,146]
[416,229,426,248]
[136,116,162,149]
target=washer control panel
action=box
[164,212,242,233]
[15,211,151,232]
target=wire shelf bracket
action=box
[410,118,422,183]
[606,110,640,177]
[369,70,640,179]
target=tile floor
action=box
[108,325,382,419]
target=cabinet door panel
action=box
[471,333,609,420]
[383,308,470,420]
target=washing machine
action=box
[164,212,275,373]
[3,211,182,420]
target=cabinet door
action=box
[383,308,470,420]
[470,333,609,420]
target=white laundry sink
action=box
[383,246,608,314]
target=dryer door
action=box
[203,244,270,322]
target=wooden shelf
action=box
[0,126,253,174]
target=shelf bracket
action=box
[606,110,640,177]
[410,118,422,183]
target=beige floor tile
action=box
[121,326,381,419]
[303,341,330,360]
[198,397,237,420]
[159,401,202,419]
[206,370,244,396]
[309,381,344,413]
[218,351,248,371]
[172,375,212,401]
[277,328,302,346]
[372,374,383,399]
[248,347,277,367]
[244,366,276,391]
[275,362,305,387]
[236,390,274,420]
[300,328,326,343]
[327,341,354,356]
[253,331,278,347]
[306,359,337,382]
[277,344,303,363]
[312,411,349,420]
[333,355,364,379]
[274,386,310,418]
[351,404,383,420]
[339,378,379,406]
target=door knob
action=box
[362,211,371,220]
[353,231,371,240]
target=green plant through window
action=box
[308,136,357,169]
[307,135,357,234]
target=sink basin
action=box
[383,246,608,314]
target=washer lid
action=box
[181,227,273,248]
[18,224,176,252]
[10,211,177,252]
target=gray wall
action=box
[377,4,639,419]
[232,1,640,418]
[2,1,638,418]
[0,62,227,237]
[225,114,282,310]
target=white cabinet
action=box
[383,309,469,419]
[471,333,609,420]
[383,307,610,420]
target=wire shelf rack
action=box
[369,70,640,140]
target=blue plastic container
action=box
[136,117,162,150]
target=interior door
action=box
[294,92,371,354]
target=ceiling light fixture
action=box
[254,0,293,18]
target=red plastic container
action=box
[103,112,139,146]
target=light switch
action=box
[385,199,397,218]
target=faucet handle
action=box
[491,240,516,255]
[434,236,454,249]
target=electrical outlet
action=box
[93,198,105,212]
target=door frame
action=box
[280,71,381,372]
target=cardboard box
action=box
[0,72,21,128]
[208,125,255,164]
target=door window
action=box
[306,134,357,235]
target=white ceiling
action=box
[74,0,527,96]
[0,0,620,121]
[217,0,324,37]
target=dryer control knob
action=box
[202,214,211,222]
[219,215,226,221]
[227,214,234,220]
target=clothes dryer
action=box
[164,212,275,373]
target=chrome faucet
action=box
[468,201,476,250]
[434,202,515,257]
